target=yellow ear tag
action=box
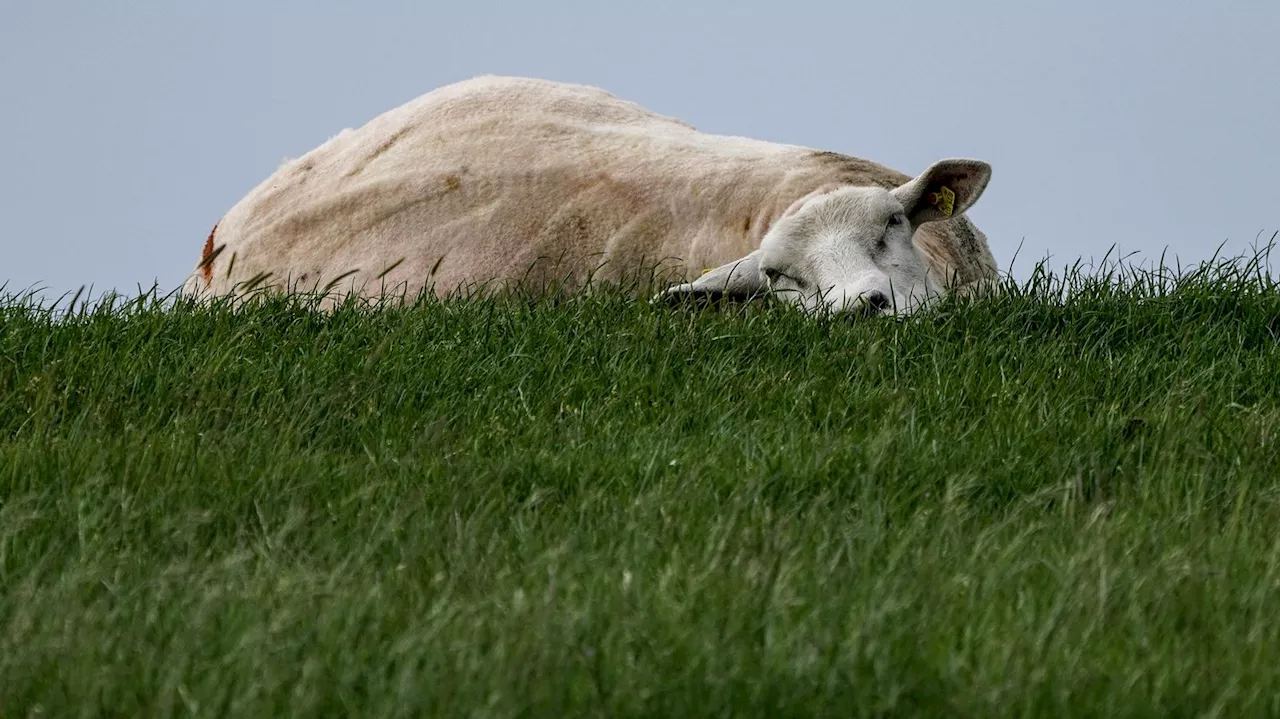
[702,268,713,275]
[927,185,956,217]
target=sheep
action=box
[183,75,995,316]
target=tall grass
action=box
[2,244,1280,717]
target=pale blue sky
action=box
[2,1,1277,301]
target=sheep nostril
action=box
[866,291,891,311]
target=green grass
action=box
[4,250,1280,717]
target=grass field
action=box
[4,252,1280,717]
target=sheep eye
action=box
[886,214,903,228]
[764,268,804,289]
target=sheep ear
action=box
[891,158,992,226]
[657,251,768,303]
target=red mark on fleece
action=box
[200,223,219,284]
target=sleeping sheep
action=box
[183,75,996,316]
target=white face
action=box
[756,187,941,317]
[659,157,992,319]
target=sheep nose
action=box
[840,290,893,322]
[865,291,891,312]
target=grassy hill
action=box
[3,254,1280,716]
